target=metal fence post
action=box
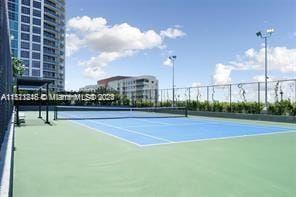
[258,82,260,104]
[229,84,232,110]
[207,86,209,103]
[295,80,296,103]
[257,82,261,113]
[160,90,162,106]
[188,87,191,102]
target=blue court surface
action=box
[60,113,296,147]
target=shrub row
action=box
[156,100,296,116]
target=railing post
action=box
[258,82,261,113]
[188,87,191,102]
[295,80,296,103]
[160,89,162,107]
[258,82,260,104]
[229,84,232,112]
[207,86,209,103]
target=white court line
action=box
[134,118,171,125]
[187,116,295,130]
[61,113,172,144]
[59,114,296,147]
[59,113,144,146]
[125,122,210,128]
[87,119,172,143]
[140,130,296,147]
[65,119,143,147]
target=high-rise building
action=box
[7,0,19,57]
[7,0,65,91]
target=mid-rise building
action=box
[79,84,99,92]
[97,75,159,103]
[7,0,65,91]
[97,76,131,88]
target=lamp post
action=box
[256,28,274,112]
[169,56,177,107]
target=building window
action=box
[21,24,30,32]
[21,33,30,41]
[21,0,30,6]
[23,68,29,76]
[21,42,30,49]
[32,35,41,43]
[33,1,41,9]
[8,2,18,12]
[32,26,41,34]
[32,43,40,51]
[33,9,41,17]
[32,69,40,77]
[10,31,18,40]
[21,6,30,15]
[32,52,40,60]
[21,50,29,58]
[11,40,18,49]
[22,60,30,67]
[11,49,18,57]
[9,21,18,31]
[8,12,18,20]
[33,18,41,26]
[21,15,30,23]
[32,61,40,68]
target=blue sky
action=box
[65,0,296,90]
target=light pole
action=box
[256,28,274,112]
[169,56,177,107]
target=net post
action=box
[45,83,50,124]
[185,107,188,117]
[54,106,57,120]
[38,88,42,118]
[229,84,232,112]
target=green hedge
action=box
[157,100,296,116]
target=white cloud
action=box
[192,82,202,87]
[160,28,186,39]
[67,16,107,32]
[252,75,274,82]
[79,51,134,78]
[66,16,185,78]
[232,47,296,72]
[245,48,256,58]
[212,47,296,84]
[83,67,106,78]
[85,23,162,52]
[212,64,233,85]
[163,58,173,67]
[66,33,83,57]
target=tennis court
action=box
[55,106,294,147]
[13,109,296,197]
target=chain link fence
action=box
[0,0,13,148]
[131,79,296,115]
[157,79,295,104]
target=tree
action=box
[12,57,25,77]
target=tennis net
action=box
[54,106,188,120]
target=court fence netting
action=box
[54,106,188,120]
[0,0,15,197]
